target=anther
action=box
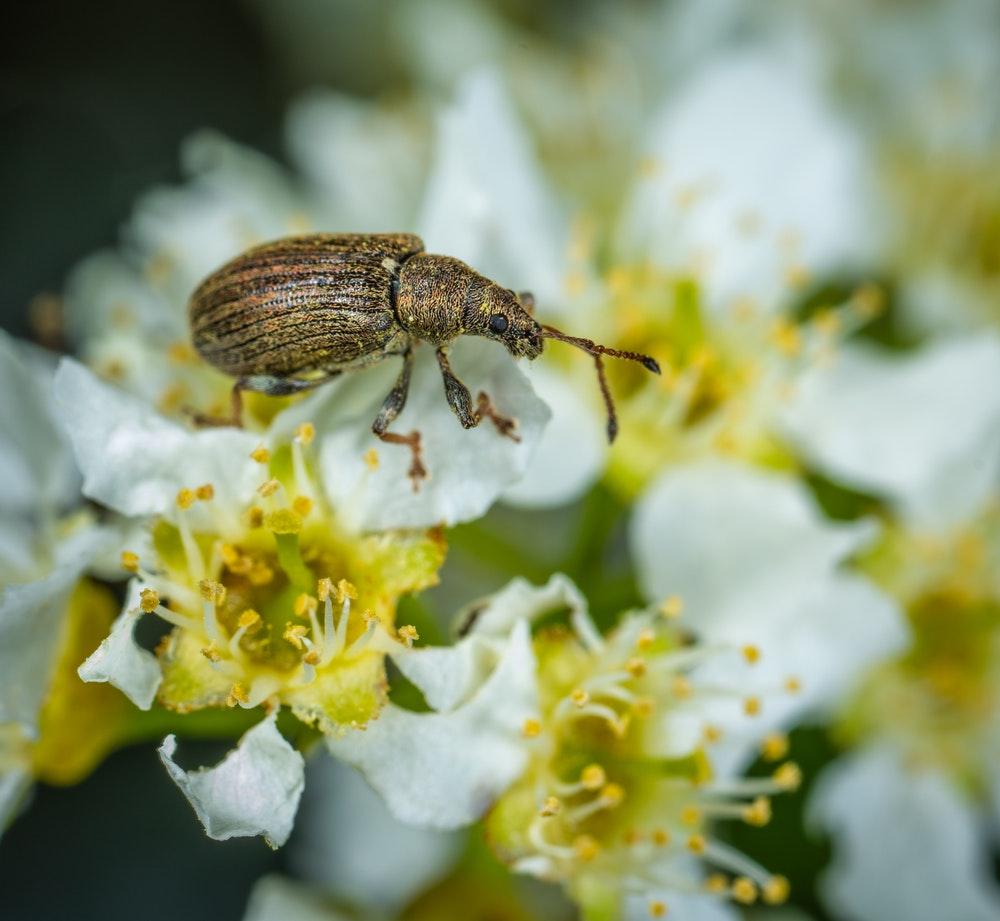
[139,588,160,613]
[581,764,606,790]
[294,594,318,619]
[763,875,790,905]
[741,644,761,664]
[625,656,647,677]
[317,578,332,602]
[176,488,195,510]
[573,835,600,862]
[265,508,302,534]
[652,828,670,847]
[571,688,590,708]
[226,683,249,708]
[199,580,226,605]
[336,579,358,603]
[397,625,419,647]
[195,483,214,501]
[680,805,701,826]
[201,643,222,663]
[648,901,667,918]
[784,676,802,694]
[672,676,693,699]
[246,507,264,529]
[294,422,316,445]
[363,448,379,470]
[761,732,789,761]
[632,697,655,718]
[659,595,683,619]
[539,796,562,817]
[600,783,625,807]
[284,623,308,650]
[773,762,802,791]
[250,445,270,464]
[258,479,281,498]
[292,495,313,517]
[703,724,723,744]
[742,796,772,827]
[743,696,762,716]
[522,718,542,738]
[686,834,707,854]
[238,609,261,631]
[705,873,728,894]
[121,550,140,573]
[636,627,656,650]
[731,877,758,905]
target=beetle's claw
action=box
[475,392,520,443]
[375,429,427,491]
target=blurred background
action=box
[1,1,997,920]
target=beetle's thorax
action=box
[395,253,487,345]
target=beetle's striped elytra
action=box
[189,233,659,488]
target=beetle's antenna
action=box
[540,324,660,443]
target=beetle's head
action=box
[477,285,543,359]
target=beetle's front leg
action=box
[435,348,520,442]
[372,348,426,491]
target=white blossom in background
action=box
[332,574,801,920]
[780,333,1000,921]
[0,331,127,838]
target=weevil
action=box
[189,233,659,487]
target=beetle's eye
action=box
[488,314,509,334]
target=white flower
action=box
[290,752,461,914]
[630,461,908,770]
[334,574,798,918]
[810,743,1000,921]
[159,713,305,848]
[243,875,351,921]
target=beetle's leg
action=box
[435,348,477,428]
[190,374,333,429]
[474,391,521,442]
[435,348,520,442]
[372,348,426,490]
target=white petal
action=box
[291,753,460,913]
[243,875,348,921]
[78,579,161,710]
[127,131,313,303]
[631,461,875,634]
[0,761,32,841]
[417,70,569,308]
[621,48,873,312]
[783,336,1000,530]
[502,361,606,508]
[0,562,86,732]
[273,340,550,531]
[286,91,427,232]
[0,331,77,515]
[811,744,1000,921]
[394,574,586,712]
[158,714,305,847]
[53,359,259,522]
[327,620,537,828]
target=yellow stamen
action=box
[601,783,625,807]
[731,877,758,905]
[250,445,271,464]
[294,594,318,619]
[680,805,701,826]
[336,579,358,603]
[295,422,316,445]
[258,478,281,498]
[632,696,655,718]
[652,828,670,847]
[703,724,723,744]
[539,796,562,817]
[199,580,226,605]
[248,560,274,585]
[292,495,313,517]
[195,483,214,501]
[763,875,790,905]
[743,796,772,827]
[743,696,762,716]
[705,873,728,894]
[636,627,656,650]
[139,588,159,613]
[761,732,789,761]
[784,676,802,694]
[265,508,302,534]
[741,644,761,664]
[773,762,802,791]
[246,507,264,529]
[573,835,600,862]
[226,683,249,708]
[659,595,684,619]
[648,901,667,918]
[316,578,332,602]
[571,688,590,708]
[363,448,379,470]
[672,676,693,699]
[284,624,308,650]
[397,625,419,646]
[521,718,542,738]
[175,488,195,510]
[686,834,706,854]
[581,764,606,790]
[121,551,140,573]
[201,643,222,663]
[626,656,647,677]
[238,609,261,631]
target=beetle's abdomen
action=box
[189,233,424,377]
